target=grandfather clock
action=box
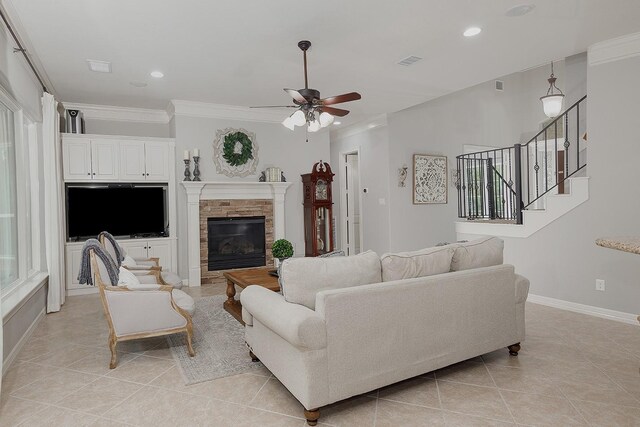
[302,161,335,256]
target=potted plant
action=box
[272,239,294,276]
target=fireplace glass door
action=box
[207,216,266,270]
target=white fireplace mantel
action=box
[181,181,292,287]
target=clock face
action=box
[315,180,328,200]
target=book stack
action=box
[266,167,282,182]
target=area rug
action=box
[166,294,265,385]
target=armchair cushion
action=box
[122,255,137,267]
[280,250,381,310]
[118,267,141,286]
[381,246,454,281]
[172,289,195,315]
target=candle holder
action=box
[192,156,201,181]
[183,159,192,181]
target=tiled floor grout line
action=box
[580,356,640,407]
[483,359,519,425]
[246,375,271,407]
[372,389,380,427]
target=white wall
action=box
[489,53,640,315]
[331,124,391,255]
[330,57,587,253]
[83,119,170,138]
[172,115,330,278]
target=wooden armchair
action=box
[89,249,195,368]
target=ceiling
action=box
[5,0,640,125]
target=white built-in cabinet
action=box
[62,133,178,296]
[63,134,170,182]
[119,140,170,182]
[65,237,176,293]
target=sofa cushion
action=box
[280,250,381,310]
[450,237,504,271]
[380,246,454,281]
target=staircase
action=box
[455,95,587,238]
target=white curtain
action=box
[42,93,65,312]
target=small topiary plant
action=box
[272,239,294,260]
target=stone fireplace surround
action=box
[182,182,292,286]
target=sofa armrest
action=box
[515,274,530,304]
[240,285,327,350]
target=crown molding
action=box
[169,100,284,123]
[61,102,170,124]
[589,32,640,66]
[330,114,388,141]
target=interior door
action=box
[345,153,361,255]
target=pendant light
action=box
[540,61,565,118]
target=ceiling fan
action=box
[252,40,361,132]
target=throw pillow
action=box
[317,250,346,258]
[380,246,455,281]
[280,250,381,310]
[450,236,504,271]
[122,255,137,267]
[118,266,141,287]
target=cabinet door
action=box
[147,240,171,267]
[119,141,146,182]
[66,245,85,289]
[119,240,148,260]
[62,139,92,181]
[144,143,170,182]
[91,140,119,181]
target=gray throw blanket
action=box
[78,239,119,286]
[98,231,125,267]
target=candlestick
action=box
[192,156,201,181]
[183,150,190,160]
[183,159,192,181]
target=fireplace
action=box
[207,216,266,271]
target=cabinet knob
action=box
[146,173,149,176]
[142,173,145,176]
[87,173,90,175]
[92,173,96,175]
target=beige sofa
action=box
[241,238,529,425]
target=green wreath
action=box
[222,131,253,167]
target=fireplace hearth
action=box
[207,216,266,271]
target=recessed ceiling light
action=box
[129,81,148,88]
[333,121,341,125]
[463,27,482,37]
[150,70,164,78]
[506,4,535,17]
[86,59,111,73]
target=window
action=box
[0,103,17,288]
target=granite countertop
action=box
[595,237,640,255]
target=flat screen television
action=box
[66,184,168,240]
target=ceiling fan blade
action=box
[250,105,297,108]
[320,92,361,106]
[284,88,307,104]
[320,106,350,117]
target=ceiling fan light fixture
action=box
[291,110,306,126]
[282,115,295,130]
[319,112,334,127]
[308,119,321,132]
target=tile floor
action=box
[1,284,640,426]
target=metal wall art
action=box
[413,154,447,204]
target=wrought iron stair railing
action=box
[456,95,586,225]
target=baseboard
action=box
[2,307,45,376]
[528,294,639,325]
[67,287,98,297]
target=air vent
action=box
[86,59,112,73]
[495,80,504,91]
[397,56,423,66]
